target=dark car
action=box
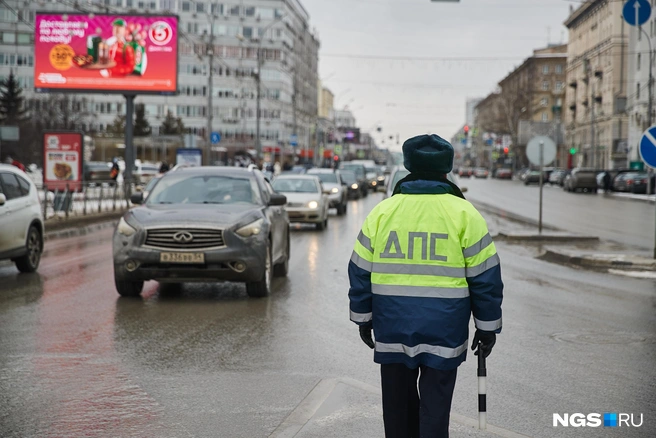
[523,170,547,185]
[84,161,113,185]
[459,167,473,178]
[340,170,362,199]
[113,167,290,298]
[613,172,654,193]
[340,163,369,198]
[495,168,512,179]
[548,169,568,186]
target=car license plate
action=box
[160,252,205,264]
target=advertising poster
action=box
[43,132,84,191]
[35,13,178,94]
[176,149,203,167]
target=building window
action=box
[555,81,564,91]
[540,97,549,107]
[229,5,240,16]
[638,53,641,70]
[2,32,16,44]
[245,7,255,16]
[542,81,550,90]
[211,4,223,14]
[542,65,549,74]
[181,1,190,12]
[637,83,641,100]
[196,2,205,13]
[242,27,253,38]
[555,64,563,74]
[542,112,549,122]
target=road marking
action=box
[269,377,530,438]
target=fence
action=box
[41,181,133,220]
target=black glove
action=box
[359,322,375,349]
[471,329,496,358]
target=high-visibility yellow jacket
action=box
[348,180,503,370]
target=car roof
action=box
[273,174,320,180]
[0,163,31,179]
[168,166,256,177]
[307,168,336,173]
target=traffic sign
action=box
[639,125,656,168]
[290,134,298,146]
[623,0,651,27]
[210,132,221,145]
[334,144,342,155]
[526,136,557,166]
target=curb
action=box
[45,211,125,241]
[540,249,656,271]
[496,232,599,243]
[469,200,561,231]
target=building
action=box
[564,1,629,169]
[0,0,319,163]
[318,85,334,120]
[334,109,356,129]
[626,5,655,167]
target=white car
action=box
[272,175,329,230]
[0,164,44,272]
[133,162,160,185]
[306,169,348,216]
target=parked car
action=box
[612,172,654,194]
[272,175,330,230]
[549,169,568,186]
[340,163,369,198]
[340,170,362,199]
[113,166,290,298]
[0,164,44,273]
[133,162,160,185]
[474,168,489,179]
[518,167,530,181]
[84,161,113,185]
[563,168,598,193]
[306,168,348,215]
[495,168,513,180]
[523,170,547,185]
[458,167,473,178]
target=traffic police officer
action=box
[348,134,503,438]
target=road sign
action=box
[290,134,298,146]
[210,132,221,145]
[526,136,557,166]
[623,0,651,27]
[639,125,656,168]
[334,144,342,155]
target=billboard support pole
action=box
[124,94,135,192]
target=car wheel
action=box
[115,278,144,297]
[246,240,272,298]
[362,188,368,198]
[274,232,290,278]
[341,201,348,215]
[15,225,42,273]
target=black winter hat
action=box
[402,134,454,175]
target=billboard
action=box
[43,132,84,191]
[35,13,178,95]
[176,148,202,167]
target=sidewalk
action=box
[45,210,125,240]
[608,191,656,204]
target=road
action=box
[461,177,655,251]
[1,192,655,437]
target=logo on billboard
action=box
[149,21,173,46]
[47,135,60,149]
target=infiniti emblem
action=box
[172,231,194,243]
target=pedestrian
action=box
[273,161,281,176]
[603,171,612,193]
[348,134,503,438]
[159,162,170,173]
[110,158,120,182]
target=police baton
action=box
[477,342,487,430]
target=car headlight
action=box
[331,187,339,194]
[117,217,136,236]
[372,181,377,186]
[351,184,358,189]
[307,201,319,209]
[236,218,263,237]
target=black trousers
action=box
[381,364,457,438]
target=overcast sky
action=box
[301,0,575,151]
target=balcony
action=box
[569,80,577,88]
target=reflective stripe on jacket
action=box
[348,180,503,370]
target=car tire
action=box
[115,278,144,297]
[246,240,272,298]
[274,232,290,278]
[316,217,327,231]
[362,188,368,198]
[15,225,42,273]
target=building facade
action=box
[626,4,655,166]
[0,0,319,162]
[564,0,629,169]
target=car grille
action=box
[287,202,304,208]
[145,228,225,249]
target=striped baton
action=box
[477,342,487,430]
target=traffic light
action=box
[464,125,470,134]
[503,147,509,154]
[569,147,577,155]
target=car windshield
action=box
[147,174,261,205]
[309,172,338,183]
[624,173,646,179]
[272,178,320,193]
[341,171,356,183]
[391,170,410,188]
[144,176,161,193]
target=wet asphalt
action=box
[1,189,655,437]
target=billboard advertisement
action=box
[43,132,84,191]
[176,148,202,167]
[35,13,178,94]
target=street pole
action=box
[589,62,596,169]
[538,140,544,234]
[256,47,262,164]
[124,94,135,194]
[207,21,215,166]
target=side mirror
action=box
[461,187,468,193]
[0,193,6,206]
[268,193,287,206]
[341,181,347,186]
[130,192,144,205]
